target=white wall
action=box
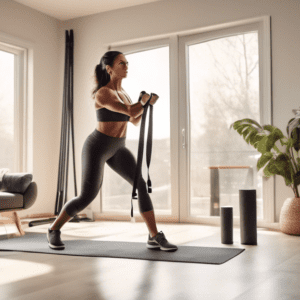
[0,0,61,218]
[1,0,300,222]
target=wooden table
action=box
[203,166,253,216]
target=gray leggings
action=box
[63,129,153,217]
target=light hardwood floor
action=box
[0,219,299,300]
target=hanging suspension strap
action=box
[131,92,155,218]
[146,98,153,193]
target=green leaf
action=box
[291,127,300,152]
[265,128,285,152]
[264,153,293,185]
[263,125,276,133]
[229,118,263,131]
[257,152,273,172]
[256,136,269,154]
[246,130,258,145]
[242,127,251,139]
[286,118,296,136]
[262,165,273,178]
[287,117,300,138]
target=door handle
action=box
[182,128,185,148]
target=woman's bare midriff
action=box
[96,121,128,138]
[95,87,130,138]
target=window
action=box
[102,45,172,216]
[0,50,15,171]
[0,36,31,173]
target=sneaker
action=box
[47,227,65,250]
[147,231,178,251]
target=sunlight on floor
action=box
[20,220,226,247]
[0,259,54,285]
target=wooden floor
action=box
[0,219,299,300]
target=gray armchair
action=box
[0,173,37,235]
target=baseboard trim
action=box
[7,212,281,231]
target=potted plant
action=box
[229,108,300,235]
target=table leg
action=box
[210,168,220,216]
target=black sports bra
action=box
[96,89,131,122]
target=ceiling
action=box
[13,0,164,21]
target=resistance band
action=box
[131,92,155,218]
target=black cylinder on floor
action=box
[221,206,233,244]
[239,189,257,245]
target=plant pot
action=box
[279,197,300,235]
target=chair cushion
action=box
[0,173,33,194]
[0,192,24,210]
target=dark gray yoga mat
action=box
[0,232,245,265]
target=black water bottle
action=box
[239,189,257,245]
[221,206,233,244]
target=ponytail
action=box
[91,51,123,99]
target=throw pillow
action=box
[0,172,33,194]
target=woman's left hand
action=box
[149,93,159,106]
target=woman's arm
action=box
[129,93,157,126]
[129,114,143,126]
[128,96,145,125]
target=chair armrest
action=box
[23,181,38,209]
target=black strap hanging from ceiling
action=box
[131,93,154,218]
[55,29,77,216]
[56,30,92,223]
[28,30,92,227]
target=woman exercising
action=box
[47,51,178,252]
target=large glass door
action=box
[178,23,269,225]
[103,41,173,218]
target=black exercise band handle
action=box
[138,91,146,102]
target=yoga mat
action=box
[0,232,245,265]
